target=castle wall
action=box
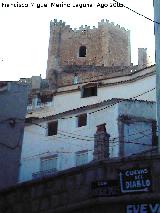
[46,19,131,82]
[107,24,131,66]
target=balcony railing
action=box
[32,169,57,179]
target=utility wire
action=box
[0,127,24,150]
[27,121,155,148]
[60,87,156,119]
[27,121,93,141]
[21,130,156,160]
[111,132,153,146]
[113,0,160,24]
[110,128,154,143]
[58,129,94,139]
[26,87,156,142]
[28,121,153,144]
[26,128,93,148]
[1,88,156,149]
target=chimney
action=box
[138,48,148,67]
[93,123,110,161]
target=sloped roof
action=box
[56,65,155,94]
[26,98,155,123]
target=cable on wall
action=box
[113,0,160,24]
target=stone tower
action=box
[46,19,131,88]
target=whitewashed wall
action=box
[20,69,156,182]
[118,101,156,156]
[19,104,119,182]
[53,74,156,114]
[20,100,156,183]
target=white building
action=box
[19,98,156,182]
[52,65,155,114]
[19,65,157,183]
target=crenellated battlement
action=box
[98,19,129,32]
[50,19,66,27]
[50,19,129,34]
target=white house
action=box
[19,65,157,183]
[52,65,156,114]
[19,97,156,183]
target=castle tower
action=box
[46,19,131,87]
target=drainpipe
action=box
[154,0,160,152]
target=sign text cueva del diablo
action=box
[120,167,152,193]
[126,203,160,213]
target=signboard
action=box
[126,203,160,213]
[91,180,120,197]
[120,167,152,193]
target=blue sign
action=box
[120,167,152,193]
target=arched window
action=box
[79,46,86,57]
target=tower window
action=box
[79,46,86,57]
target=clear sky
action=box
[0,0,155,80]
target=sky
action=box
[0,0,155,80]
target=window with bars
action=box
[76,150,88,166]
[40,155,58,172]
[32,155,58,179]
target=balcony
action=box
[32,169,57,179]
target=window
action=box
[81,84,97,98]
[77,114,87,127]
[76,150,88,166]
[79,46,86,57]
[32,155,58,179]
[40,155,58,172]
[48,121,58,136]
[40,94,53,103]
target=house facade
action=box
[19,97,156,183]
[52,65,155,115]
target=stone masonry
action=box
[1,154,160,213]
[46,19,131,89]
[93,123,110,161]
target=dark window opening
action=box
[40,94,53,103]
[77,114,87,127]
[79,46,86,57]
[48,121,58,136]
[82,85,97,98]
